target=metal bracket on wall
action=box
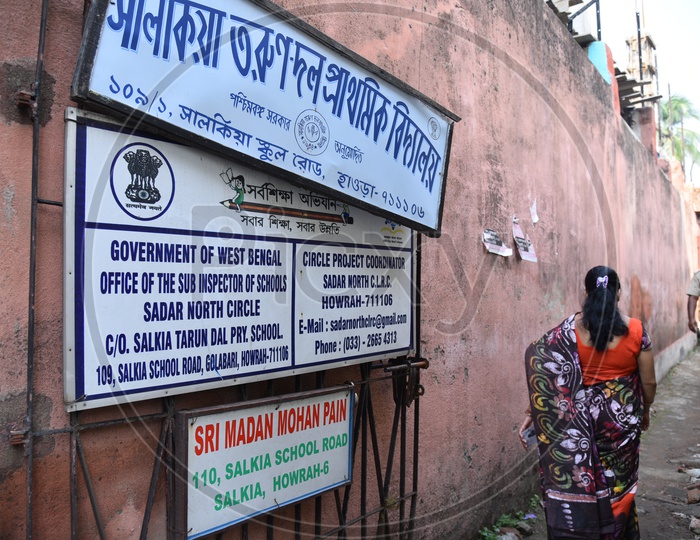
[386,357,429,407]
[17,89,35,108]
[10,430,29,446]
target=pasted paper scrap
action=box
[512,215,537,263]
[530,199,539,225]
[482,228,512,257]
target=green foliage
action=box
[478,510,530,540]
[659,94,700,179]
[478,496,541,539]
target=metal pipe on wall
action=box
[25,0,51,536]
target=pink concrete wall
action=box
[1,0,697,538]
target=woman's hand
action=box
[641,407,651,431]
[518,414,533,449]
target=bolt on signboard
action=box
[63,109,416,410]
[173,386,354,538]
[71,0,458,234]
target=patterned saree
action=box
[525,315,643,539]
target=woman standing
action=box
[519,266,657,539]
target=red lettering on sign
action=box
[323,399,347,425]
[224,413,273,448]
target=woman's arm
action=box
[637,349,657,431]
[688,295,699,333]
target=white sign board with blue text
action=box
[174,387,354,537]
[63,109,415,410]
[71,0,457,234]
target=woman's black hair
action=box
[581,266,628,352]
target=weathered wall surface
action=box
[293,1,698,536]
[1,0,697,538]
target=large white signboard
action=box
[64,109,415,410]
[174,387,354,538]
[71,0,457,234]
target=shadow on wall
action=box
[628,273,697,383]
[628,275,652,324]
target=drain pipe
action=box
[25,0,51,536]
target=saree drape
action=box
[525,315,643,539]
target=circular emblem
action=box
[110,142,175,221]
[295,110,330,155]
[428,117,441,140]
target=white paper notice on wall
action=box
[482,229,512,257]
[530,199,539,225]
[512,215,537,263]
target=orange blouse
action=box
[576,318,649,386]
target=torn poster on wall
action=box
[482,228,512,257]
[512,215,537,263]
[530,199,539,224]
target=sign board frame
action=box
[64,108,417,410]
[173,386,354,538]
[70,0,458,235]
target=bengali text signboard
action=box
[63,109,415,410]
[174,387,354,538]
[71,0,457,234]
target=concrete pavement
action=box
[637,343,700,539]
